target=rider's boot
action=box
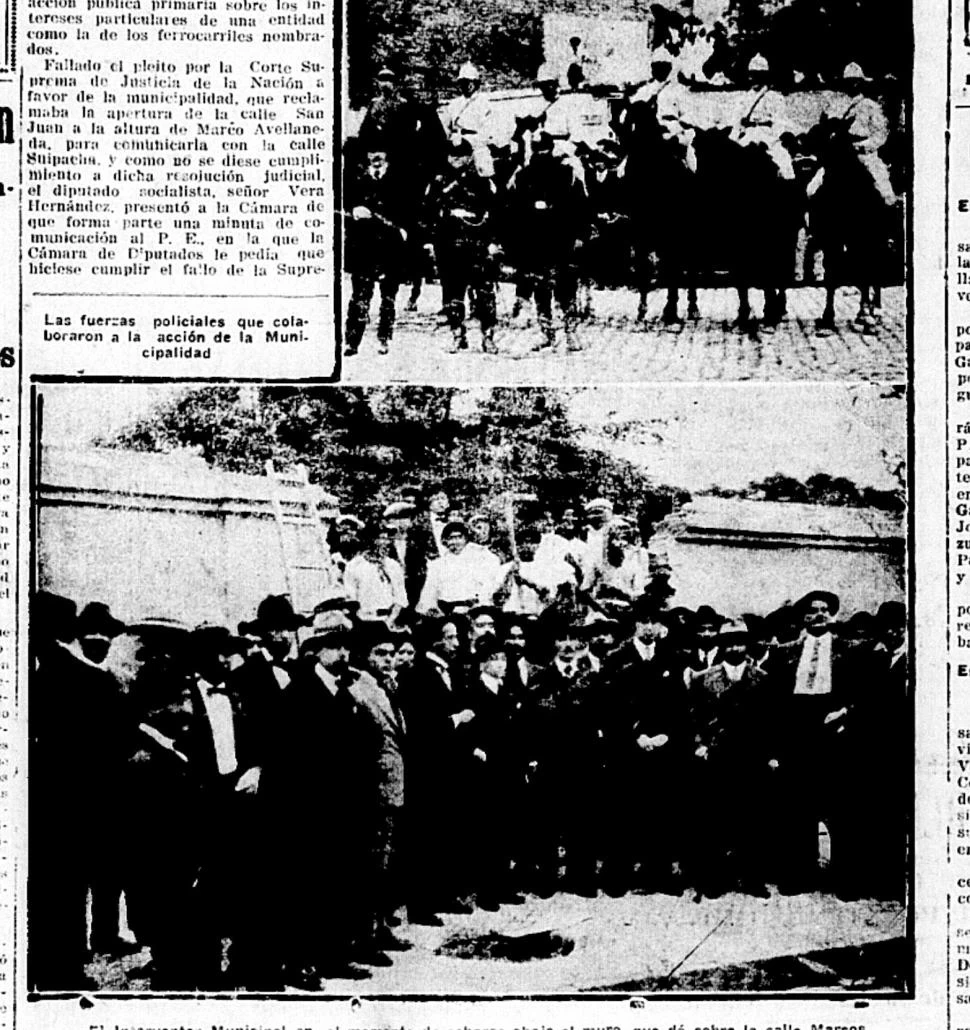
[448,325,468,353]
[565,318,582,352]
[537,318,556,350]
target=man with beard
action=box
[601,601,689,896]
[689,622,774,898]
[261,628,381,987]
[398,617,475,920]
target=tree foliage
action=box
[103,386,687,529]
[703,471,904,512]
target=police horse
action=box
[798,113,896,334]
[689,125,803,333]
[619,98,700,325]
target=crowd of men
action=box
[30,486,909,994]
[344,49,902,354]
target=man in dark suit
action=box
[261,627,381,987]
[769,590,861,893]
[122,620,215,990]
[343,148,410,357]
[186,625,281,989]
[29,592,137,992]
[399,617,474,920]
[520,618,608,897]
[689,621,774,898]
[384,501,437,609]
[680,604,723,684]
[835,600,909,900]
[600,600,690,896]
[458,639,526,909]
[353,622,412,962]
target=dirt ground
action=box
[86,885,907,996]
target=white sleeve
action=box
[416,560,441,614]
[388,559,408,609]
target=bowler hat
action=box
[254,594,307,631]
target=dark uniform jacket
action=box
[423,167,498,262]
[507,154,590,268]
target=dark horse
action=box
[690,126,803,332]
[619,99,699,325]
[798,114,897,333]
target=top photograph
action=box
[339,0,909,386]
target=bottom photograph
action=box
[30,382,909,996]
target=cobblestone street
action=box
[341,283,906,385]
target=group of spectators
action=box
[29,486,909,994]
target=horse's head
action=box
[800,112,856,163]
[691,124,733,162]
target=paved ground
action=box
[341,283,906,385]
[87,886,905,995]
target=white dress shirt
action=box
[197,679,238,776]
[793,632,834,695]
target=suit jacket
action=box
[398,655,463,790]
[31,641,137,833]
[602,640,690,767]
[350,668,407,809]
[460,674,524,778]
[771,632,862,758]
[344,167,410,276]
[689,661,771,767]
[521,655,608,778]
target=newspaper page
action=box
[2,0,945,1025]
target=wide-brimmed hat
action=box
[382,501,417,519]
[694,604,723,628]
[77,601,125,639]
[301,626,352,654]
[191,623,249,656]
[254,594,307,631]
[875,600,906,628]
[797,590,841,617]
